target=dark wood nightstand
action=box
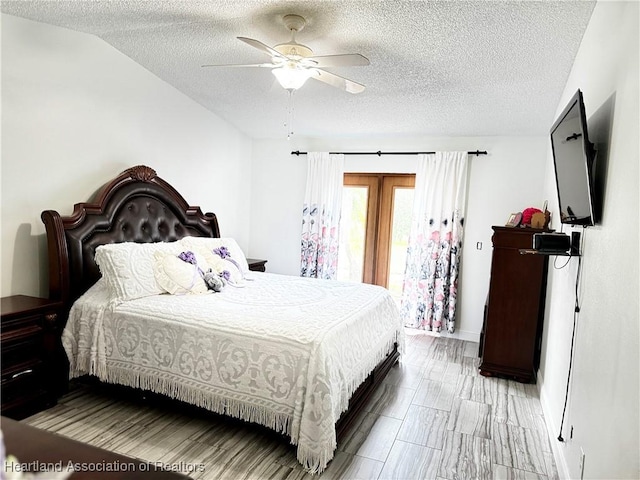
[246,258,267,272]
[1,295,62,419]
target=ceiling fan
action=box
[202,14,370,94]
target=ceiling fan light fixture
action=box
[272,65,312,90]
[203,14,368,95]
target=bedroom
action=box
[0,1,637,479]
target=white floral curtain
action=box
[400,151,469,333]
[300,152,345,279]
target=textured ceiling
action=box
[2,1,595,140]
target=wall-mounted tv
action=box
[550,89,597,226]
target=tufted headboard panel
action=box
[41,165,220,313]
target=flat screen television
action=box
[550,89,597,226]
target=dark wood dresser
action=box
[479,227,549,383]
[1,295,62,419]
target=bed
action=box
[41,165,403,473]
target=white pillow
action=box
[94,241,183,302]
[152,250,210,295]
[180,237,249,274]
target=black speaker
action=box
[570,231,581,255]
[533,233,571,252]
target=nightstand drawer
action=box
[1,312,46,332]
[1,390,50,420]
[1,359,47,407]
[2,359,44,388]
[1,327,44,368]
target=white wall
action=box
[0,14,254,298]
[538,2,639,479]
[249,135,548,340]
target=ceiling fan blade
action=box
[310,68,366,94]
[201,63,275,68]
[306,53,370,68]
[237,37,288,60]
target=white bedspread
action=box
[62,273,404,473]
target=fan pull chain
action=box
[285,89,295,140]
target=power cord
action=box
[554,255,572,269]
[557,228,585,442]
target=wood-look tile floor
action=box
[23,332,559,480]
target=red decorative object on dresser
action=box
[479,226,549,383]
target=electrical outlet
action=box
[476,241,482,250]
[579,447,585,479]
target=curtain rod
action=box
[291,150,487,156]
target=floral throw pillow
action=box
[152,250,210,295]
[180,237,250,274]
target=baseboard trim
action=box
[448,329,480,343]
[537,369,570,479]
[412,328,480,343]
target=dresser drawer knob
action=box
[12,369,33,379]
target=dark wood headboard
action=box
[41,165,220,317]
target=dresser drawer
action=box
[491,226,549,250]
